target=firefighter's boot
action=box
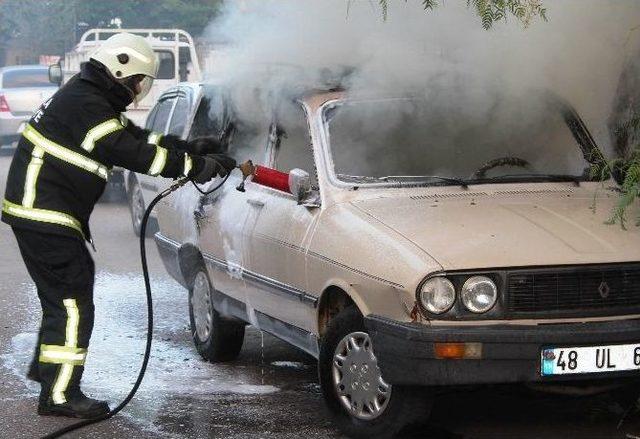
[38,388,109,419]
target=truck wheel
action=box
[318,307,431,438]
[188,269,245,362]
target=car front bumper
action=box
[365,315,640,386]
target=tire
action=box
[127,176,157,237]
[318,307,432,439]
[188,268,245,362]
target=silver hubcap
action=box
[191,271,212,341]
[132,184,145,230]
[332,331,391,420]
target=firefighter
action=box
[1,33,236,418]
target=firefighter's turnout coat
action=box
[2,61,207,405]
[2,61,202,243]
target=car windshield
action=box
[2,68,51,88]
[324,90,601,185]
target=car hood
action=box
[351,189,640,270]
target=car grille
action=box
[507,264,640,317]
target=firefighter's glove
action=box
[208,153,237,177]
[192,154,237,184]
[186,136,224,155]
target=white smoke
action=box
[202,0,640,155]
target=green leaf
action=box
[539,7,548,21]
[422,0,438,10]
[379,0,388,21]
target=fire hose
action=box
[42,161,255,438]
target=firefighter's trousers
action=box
[13,227,95,404]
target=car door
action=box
[187,86,264,305]
[241,101,321,332]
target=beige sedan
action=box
[155,88,640,438]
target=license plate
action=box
[541,343,640,376]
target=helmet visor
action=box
[137,76,154,101]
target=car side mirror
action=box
[48,63,62,86]
[289,168,320,207]
[289,168,310,200]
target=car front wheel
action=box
[188,269,245,362]
[319,307,431,438]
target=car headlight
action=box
[419,277,456,314]
[461,276,498,313]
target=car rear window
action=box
[151,97,175,133]
[167,94,190,137]
[2,68,51,88]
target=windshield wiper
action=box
[378,175,469,189]
[337,174,470,188]
[340,173,582,188]
[474,173,583,186]
[337,174,379,183]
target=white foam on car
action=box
[173,181,246,279]
[215,185,247,276]
[171,183,203,245]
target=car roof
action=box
[300,87,580,113]
[163,84,573,118]
[157,82,203,99]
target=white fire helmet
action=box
[90,33,158,101]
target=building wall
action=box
[4,46,39,66]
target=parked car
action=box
[0,65,57,151]
[124,82,232,235]
[153,86,640,438]
[124,84,196,235]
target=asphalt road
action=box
[0,152,639,439]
